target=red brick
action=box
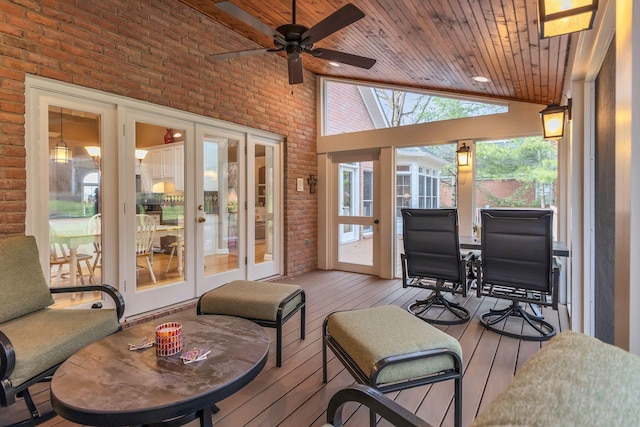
[0,0,318,275]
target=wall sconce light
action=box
[84,145,101,166]
[50,107,71,164]
[456,143,471,167]
[540,99,571,139]
[308,175,317,194]
[135,149,148,165]
[538,0,598,39]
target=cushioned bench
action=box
[197,280,306,367]
[323,305,463,427]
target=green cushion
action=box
[327,305,462,385]
[1,308,120,387]
[471,331,640,426]
[199,280,302,321]
[0,236,54,323]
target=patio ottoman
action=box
[323,305,463,427]
[197,280,306,367]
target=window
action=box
[396,167,411,220]
[474,137,558,235]
[324,80,508,136]
[418,167,439,208]
[395,143,458,276]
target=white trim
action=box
[25,75,282,141]
[567,0,616,336]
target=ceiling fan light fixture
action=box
[537,0,598,39]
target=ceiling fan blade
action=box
[216,1,281,38]
[288,56,304,85]
[311,48,376,69]
[211,48,272,60]
[301,3,365,45]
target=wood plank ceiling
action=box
[179,0,572,105]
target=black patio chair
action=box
[400,209,474,325]
[476,209,559,341]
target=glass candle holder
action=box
[155,322,183,356]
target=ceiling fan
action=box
[211,0,377,84]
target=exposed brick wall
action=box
[0,0,317,276]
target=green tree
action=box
[374,89,506,126]
[476,138,557,207]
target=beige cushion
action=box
[1,308,120,387]
[199,280,302,321]
[0,236,54,323]
[327,305,462,385]
[471,331,640,427]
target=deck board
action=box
[1,270,568,427]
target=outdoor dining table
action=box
[459,235,570,257]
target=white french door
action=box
[194,125,282,296]
[194,125,246,294]
[246,135,281,280]
[27,77,283,318]
[122,110,195,316]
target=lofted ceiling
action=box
[179,0,573,106]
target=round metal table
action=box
[51,313,269,426]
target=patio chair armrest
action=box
[326,384,432,427]
[552,257,560,310]
[0,330,16,385]
[51,284,125,320]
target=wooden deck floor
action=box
[2,270,569,427]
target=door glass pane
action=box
[337,161,374,266]
[338,224,373,266]
[202,137,240,275]
[48,106,102,307]
[255,144,274,265]
[135,123,185,290]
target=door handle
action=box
[374,219,379,224]
[197,217,206,223]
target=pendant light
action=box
[51,107,71,164]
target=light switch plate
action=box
[296,177,304,192]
